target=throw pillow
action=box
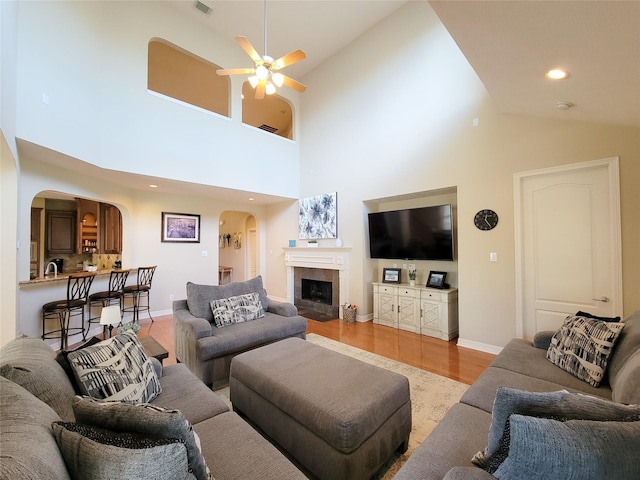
[472,387,640,468]
[546,314,624,386]
[492,415,640,480]
[73,396,210,480]
[576,310,621,322]
[67,332,162,403]
[210,292,265,328]
[55,336,103,393]
[51,421,192,480]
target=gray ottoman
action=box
[229,337,411,480]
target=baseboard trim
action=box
[457,338,503,355]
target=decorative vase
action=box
[410,280,415,286]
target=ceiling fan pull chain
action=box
[263,0,268,57]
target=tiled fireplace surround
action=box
[283,247,351,320]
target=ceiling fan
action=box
[216,1,306,100]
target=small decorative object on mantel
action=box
[342,304,357,323]
[408,264,417,286]
[307,239,318,248]
[288,240,296,247]
[426,271,448,289]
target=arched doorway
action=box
[218,211,257,284]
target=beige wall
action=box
[1,131,18,346]
[293,2,640,349]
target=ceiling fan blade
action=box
[216,68,255,76]
[255,81,266,100]
[282,75,307,93]
[235,36,262,64]
[272,50,306,70]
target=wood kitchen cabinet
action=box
[76,198,100,254]
[46,210,76,254]
[100,203,122,254]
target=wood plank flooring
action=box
[135,314,495,385]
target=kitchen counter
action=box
[19,269,134,286]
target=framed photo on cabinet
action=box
[382,268,401,284]
[426,271,447,289]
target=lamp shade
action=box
[100,305,121,326]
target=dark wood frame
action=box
[426,271,447,289]
[161,212,200,243]
[382,267,401,284]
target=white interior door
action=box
[514,157,622,339]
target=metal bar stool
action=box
[87,269,129,336]
[122,266,156,324]
[42,272,96,350]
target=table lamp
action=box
[100,305,121,338]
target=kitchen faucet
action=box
[45,262,58,278]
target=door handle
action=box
[592,296,610,303]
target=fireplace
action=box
[294,268,339,321]
[284,247,351,321]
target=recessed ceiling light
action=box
[545,69,570,80]
[149,184,158,188]
[556,101,574,110]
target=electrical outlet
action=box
[402,264,407,270]
[201,250,208,257]
[169,294,174,301]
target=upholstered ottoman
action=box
[229,337,411,480]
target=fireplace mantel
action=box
[283,247,351,319]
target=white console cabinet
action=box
[372,283,458,340]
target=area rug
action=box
[213,333,469,479]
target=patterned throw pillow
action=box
[73,396,211,480]
[67,332,162,403]
[546,314,625,387]
[51,422,191,480]
[210,292,265,328]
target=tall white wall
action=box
[291,1,640,349]
[14,0,301,198]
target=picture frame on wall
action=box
[161,212,200,243]
[299,192,337,239]
[426,271,447,289]
[382,267,401,284]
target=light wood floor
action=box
[135,314,495,385]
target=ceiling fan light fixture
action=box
[265,82,276,95]
[256,65,269,81]
[272,72,284,87]
[248,76,259,88]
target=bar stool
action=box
[87,269,129,336]
[42,272,96,350]
[122,266,156,324]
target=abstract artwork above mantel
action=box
[299,192,337,239]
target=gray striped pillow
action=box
[547,315,625,387]
[210,292,265,328]
[67,332,161,403]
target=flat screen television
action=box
[368,204,454,261]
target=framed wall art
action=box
[382,267,401,284]
[299,192,337,239]
[161,212,200,243]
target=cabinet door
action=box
[398,288,420,333]
[46,211,76,253]
[101,203,122,254]
[420,299,442,337]
[377,291,398,327]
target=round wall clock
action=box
[474,209,499,231]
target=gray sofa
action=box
[173,276,307,385]
[393,311,640,480]
[0,335,306,479]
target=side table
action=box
[139,335,169,365]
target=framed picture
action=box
[161,212,200,243]
[382,267,401,284]
[426,271,447,289]
[299,192,337,239]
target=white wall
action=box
[16,153,267,341]
[14,0,301,198]
[293,1,640,349]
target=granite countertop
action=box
[19,269,133,285]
